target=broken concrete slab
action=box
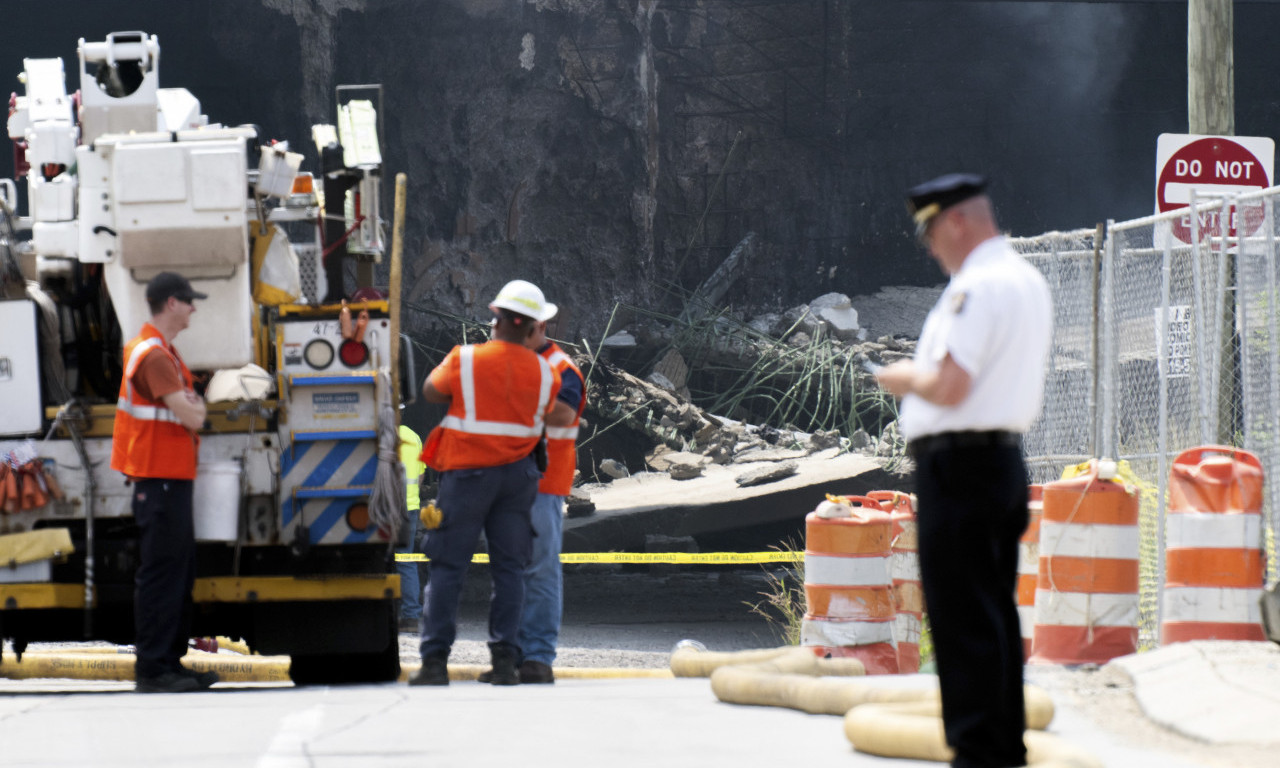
[564,451,908,553]
[732,447,809,464]
[668,463,704,480]
[809,292,861,342]
[1107,641,1280,746]
[735,461,799,487]
[601,330,637,348]
[646,450,708,472]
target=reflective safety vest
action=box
[110,323,199,480]
[539,342,585,496]
[399,425,424,511]
[421,340,560,472]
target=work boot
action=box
[136,671,200,694]
[409,654,449,686]
[485,642,520,686]
[518,660,555,684]
[177,666,220,690]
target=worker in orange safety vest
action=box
[409,280,563,687]
[110,272,219,694]
[512,310,584,684]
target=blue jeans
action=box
[396,511,421,621]
[518,493,564,665]
[418,457,538,660]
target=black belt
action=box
[907,430,1021,457]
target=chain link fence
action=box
[1019,188,1280,648]
[1011,229,1102,484]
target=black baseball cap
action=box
[145,272,208,304]
[906,173,988,237]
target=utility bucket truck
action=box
[0,32,413,684]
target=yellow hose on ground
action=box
[671,645,1098,768]
[1,651,292,683]
[2,652,672,685]
[669,646,799,677]
[843,696,1093,767]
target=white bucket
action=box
[193,461,242,541]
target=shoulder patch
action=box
[951,291,967,314]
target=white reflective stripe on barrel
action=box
[800,618,895,647]
[1039,521,1139,559]
[1165,513,1261,549]
[1032,590,1138,627]
[804,553,891,587]
[1162,587,1264,623]
[889,551,918,581]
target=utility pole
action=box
[1188,0,1234,136]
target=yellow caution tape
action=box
[394,551,802,564]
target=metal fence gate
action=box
[1012,187,1280,647]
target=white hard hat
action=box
[489,279,558,322]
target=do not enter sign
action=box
[1155,134,1275,244]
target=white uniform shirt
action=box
[899,236,1053,442]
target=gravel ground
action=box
[402,567,788,667]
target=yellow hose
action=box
[671,644,1098,768]
[3,652,673,685]
[1,651,292,683]
[669,646,799,677]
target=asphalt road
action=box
[424,565,791,667]
[1,567,1267,767]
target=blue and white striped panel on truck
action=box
[279,438,384,544]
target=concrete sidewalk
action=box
[1106,640,1280,746]
[0,670,1232,767]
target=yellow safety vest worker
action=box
[399,425,425,511]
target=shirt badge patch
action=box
[951,291,967,314]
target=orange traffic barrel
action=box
[1018,484,1044,657]
[868,490,921,674]
[1162,446,1266,643]
[1030,461,1140,664]
[802,496,898,674]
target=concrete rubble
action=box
[560,288,932,547]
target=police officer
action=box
[875,174,1052,768]
[409,280,561,686]
[111,272,219,693]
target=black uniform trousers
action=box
[912,439,1029,768]
[132,478,197,680]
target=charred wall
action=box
[6,1,1280,344]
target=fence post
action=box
[1100,221,1118,459]
[1267,195,1280,584]
[1156,224,1173,635]
[1090,223,1105,460]
[1190,189,1214,444]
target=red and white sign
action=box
[1155,134,1275,244]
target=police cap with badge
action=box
[905,173,988,240]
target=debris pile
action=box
[576,291,920,489]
